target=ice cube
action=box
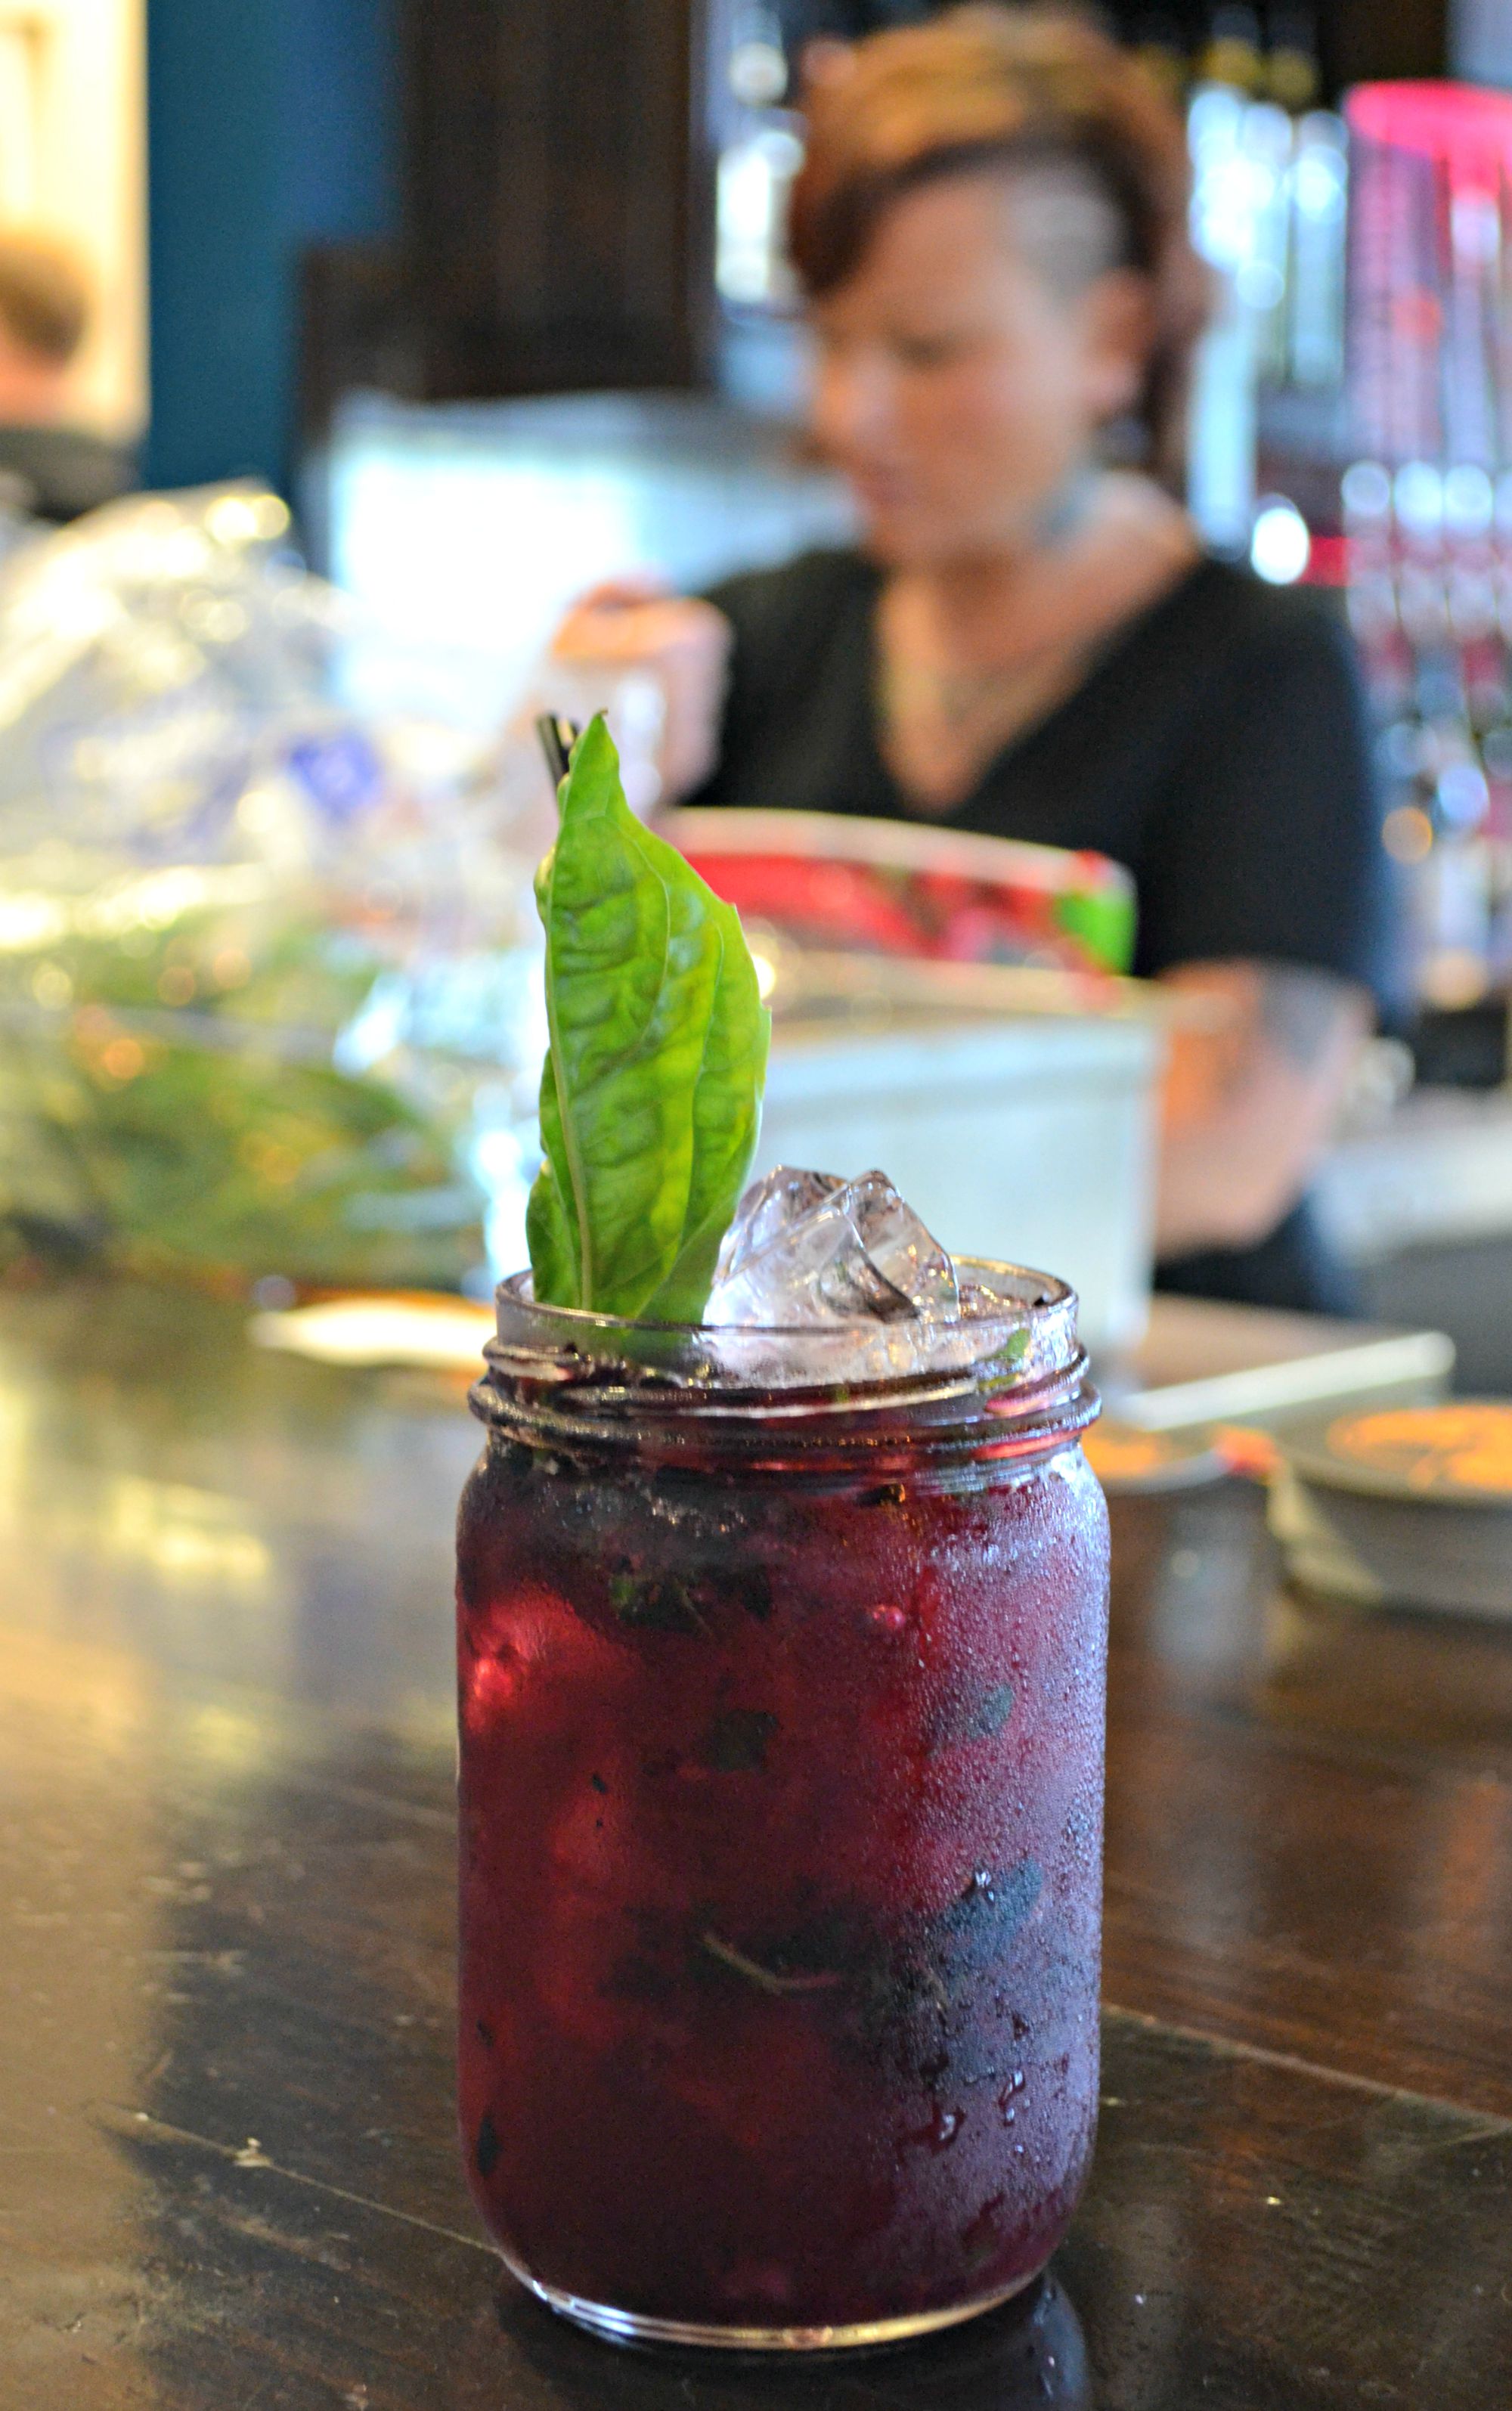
[708,1166,959,1328]
[847,1170,960,1319]
[715,1167,843,1279]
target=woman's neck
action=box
[872,473,1201,814]
[887,473,1197,663]
[906,549,1054,650]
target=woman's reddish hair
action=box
[789,5,1210,482]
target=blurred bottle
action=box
[1183,10,1350,554]
[727,4,787,113]
[1264,7,1321,116]
[1198,5,1264,96]
[1187,83,1260,550]
[1133,4,1321,116]
[1241,100,1297,384]
[715,8,801,315]
[1287,111,1348,388]
[1132,11,1188,108]
[1340,86,1512,1021]
[713,5,807,416]
[716,122,804,311]
[1346,458,1504,1012]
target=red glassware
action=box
[457,1268,1108,2349]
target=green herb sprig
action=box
[527,714,770,1321]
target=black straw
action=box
[535,714,579,788]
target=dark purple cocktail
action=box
[457,1265,1108,2347]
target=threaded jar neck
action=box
[469,1260,1097,1478]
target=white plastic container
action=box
[759,1010,1163,1360]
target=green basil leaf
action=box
[524,1051,579,1306]
[528,714,770,1320]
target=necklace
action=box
[873,470,1193,809]
[876,463,1104,727]
[875,643,1092,819]
[877,645,1076,729]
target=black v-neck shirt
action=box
[691,547,1392,1001]
[689,547,1395,1314]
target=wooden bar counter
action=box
[1,1281,1509,2407]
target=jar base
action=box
[500,2246,1050,2353]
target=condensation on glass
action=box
[456,1265,1110,2350]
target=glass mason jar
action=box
[457,1264,1109,2351]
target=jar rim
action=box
[473,1260,1089,1443]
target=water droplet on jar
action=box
[905,2102,965,2152]
[997,2070,1027,2123]
[910,1565,948,1664]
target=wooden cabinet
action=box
[399,0,716,398]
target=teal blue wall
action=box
[144,0,400,494]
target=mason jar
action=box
[457,1264,1108,2350]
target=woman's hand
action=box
[551,578,733,804]
[1154,960,1371,1260]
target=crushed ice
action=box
[708,1166,960,1328]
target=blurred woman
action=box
[556,6,1390,1313]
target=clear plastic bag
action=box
[0,485,544,1290]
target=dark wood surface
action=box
[2,1280,1510,2408]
